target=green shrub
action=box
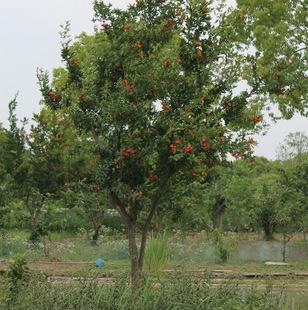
[211,229,232,264]
[144,234,169,276]
[6,255,30,305]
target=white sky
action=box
[0,0,307,159]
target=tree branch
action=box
[294,46,307,53]
[109,190,132,225]
[138,172,173,267]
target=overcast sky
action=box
[0,0,307,159]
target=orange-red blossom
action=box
[170,139,182,154]
[47,91,61,101]
[175,139,182,145]
[169,143,177,153]
[250,115,263,123]
[124,78,135,91]
[200,136,211,150]
[134,41,142,49]
[122,148,136,157]
[79,95,86,102]
[192,170,208,177]
[247,137,255,144]
[232,150,243,159]
[192,169,198,177]
[164,59,172,68]
[196,49,203,60]
[164,19,173,29]
[148,174,158,181]
[218,135,225,142]
[183,144,193,153]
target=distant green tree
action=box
[63,181,109,242]
[223,157,270,232]
[203,166,232,230]
[277,132,308,162]
[0,125,13,228]
[6,101,86,240]
[292,156,308,240]
[157,178,211,233]
[252,173,282,240]
[237,0,308,118]
[276,132,308,240]
[0,100,28,231]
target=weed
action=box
[145,233,169,276]
[0,273,288,309]
[6,255,30,306]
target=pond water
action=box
[232,241,308,262]
[170,239,308,263]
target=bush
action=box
[6,255,30,305]
[211,230,233,264]
[144,234,169,276]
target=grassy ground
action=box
[1,259,308,278]
[0,230,307,308]
[0,274,291,310]
[0,230,307,277]
[1,230,307,258]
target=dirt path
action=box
[1,259,308,280]
[0,259,91,272]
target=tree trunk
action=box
[90,208,104,243]
[92,224,102,242]
[282,233,291,262]
[109,174,171,290]
[153,213,161,237]
[212,200,225,230]
[127,223,143,290]
[29,211,40,241]
[213,212,224,230]
[263,219,274,241]
[25,193,40,241]
[26,194,45,242]
[282,234,287,262]
[304,231,308,251]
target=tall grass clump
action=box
[144,233,169,276]
[211,229,233,263]
[0,273,286,310]
[5,255,30,306]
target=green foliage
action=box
[0,230,13,257]
[211,229,232,263]
[37,0,285,284]
[157,180,211,232]
[236,0,308,118]
[144,233,169,275]
[37,0,270,229]
[7,255,29,285]
[63,181,109,242]
[6,255,29,303]
[2,100,98,241]
[0,273,285,310]
[277,132,308,161]
[1,0,308,287]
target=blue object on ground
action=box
[95,258,105,268]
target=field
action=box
[0,231,307,309]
